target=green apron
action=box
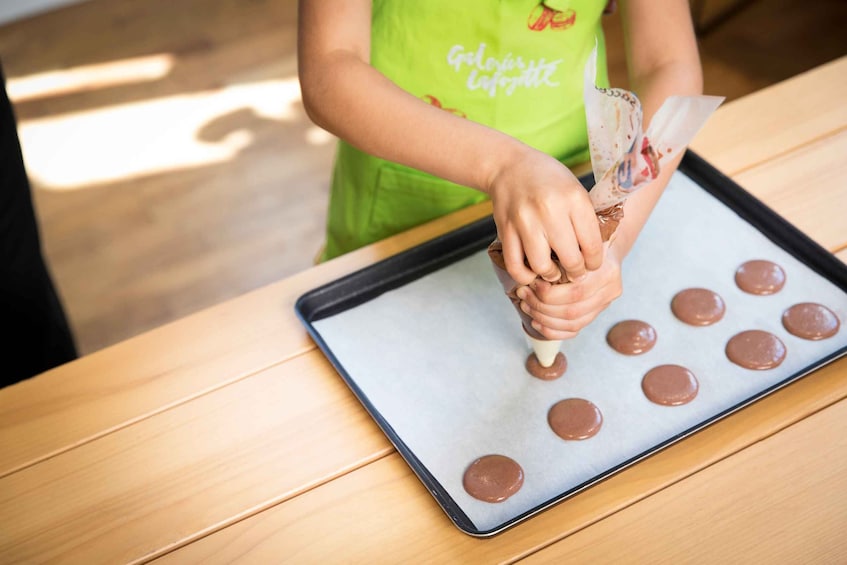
[321,0,611,261]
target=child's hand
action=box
[488,145,603,286]
[516,244,623,340]
[517,247,623,340]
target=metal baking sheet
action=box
[296,153,847,537]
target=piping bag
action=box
[488,45,724,368]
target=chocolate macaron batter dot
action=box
[547,398,603,440]
[463,454,524,503]
[606,320,657,355]
[525,352,567,380]
[671,288,726,326]
[782,303,840,340]
[735,260,786,295]
[642,365,699,406]
[726,330,786,370]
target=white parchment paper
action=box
[312,172,847,533]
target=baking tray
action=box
[295,151,847,537]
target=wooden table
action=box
[2,57,846,564]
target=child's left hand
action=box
[515,244,624,340]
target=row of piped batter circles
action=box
[462,259,842,503]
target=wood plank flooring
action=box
[0,0,844,355]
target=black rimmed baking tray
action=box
[295,152,847,537]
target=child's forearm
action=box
[611,0,704,259]
[298,4,525,197]
[612,72,703,259]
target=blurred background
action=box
[0,0,845,355]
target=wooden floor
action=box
[0,0,845,356]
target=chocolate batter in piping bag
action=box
[489,44,724,368]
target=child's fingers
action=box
[520,285,596,320]
[546,200,597,282]
[533,278,587,304]
[524,230,569,283]
[527,309,599,340]
[501,228,537,286]
[521,279,614,321]
[531,326,580,341]
[522,299,605,337]
[517,257,623,328]
[572,208,604,272]
[545,226,586,283]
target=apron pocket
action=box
[368,164,485,241]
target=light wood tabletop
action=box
[2,56,846,564]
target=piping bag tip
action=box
[525,334,562,367]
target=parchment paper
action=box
[312,172,847,533]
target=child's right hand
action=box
[487,145,604,286]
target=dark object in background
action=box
[0,61,77,386]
